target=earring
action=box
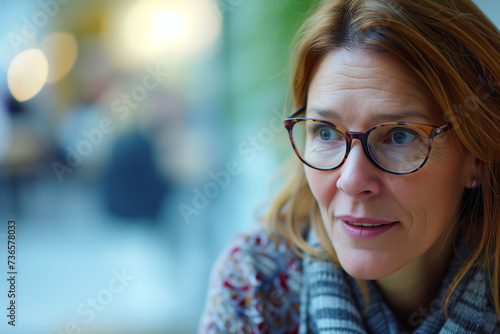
[472,179,477,188]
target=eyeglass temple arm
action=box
[285,106,306,119]
[430,123,453,138]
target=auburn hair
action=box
[265,0,500,319]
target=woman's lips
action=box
[337,216,398,239]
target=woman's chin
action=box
[335,249,402,280]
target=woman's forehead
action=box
[307,49,440,123]
[309,50,426,96]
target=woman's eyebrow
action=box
[371,110,430,123]
[307,108,429,123]
[306,108,343,120]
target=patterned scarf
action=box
[299,230,499,334]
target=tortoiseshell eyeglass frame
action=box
[283,106,452,175]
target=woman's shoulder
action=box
[199,226,302,334]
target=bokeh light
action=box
[0,28,38,73]
[150,9,188,45]
[104,0,222,67]
[7,48,48,102]
[40,32,78,83]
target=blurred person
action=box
[199,0,500,333]
[102,124,168,221]
[102,89,184,222]
[0,92,51,215]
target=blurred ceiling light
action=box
[150,10,188,46]
[8,48,48,102]
[105,0,222,67]
[40,32,78,83]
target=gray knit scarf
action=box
[299,230,499,333]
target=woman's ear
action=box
[464,155,482,189]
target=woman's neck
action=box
[375,236,454,332]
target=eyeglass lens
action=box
[291,121,430,172]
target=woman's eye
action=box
[318,127,337,141]
[390,129,416,145]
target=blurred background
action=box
[0,0,498,333]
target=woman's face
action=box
[305,49,476,280]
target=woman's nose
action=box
[336,142,382,197]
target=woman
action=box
[200,0,500,332]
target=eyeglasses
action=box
[283,106,452,175]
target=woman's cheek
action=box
[305,168,338,207]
